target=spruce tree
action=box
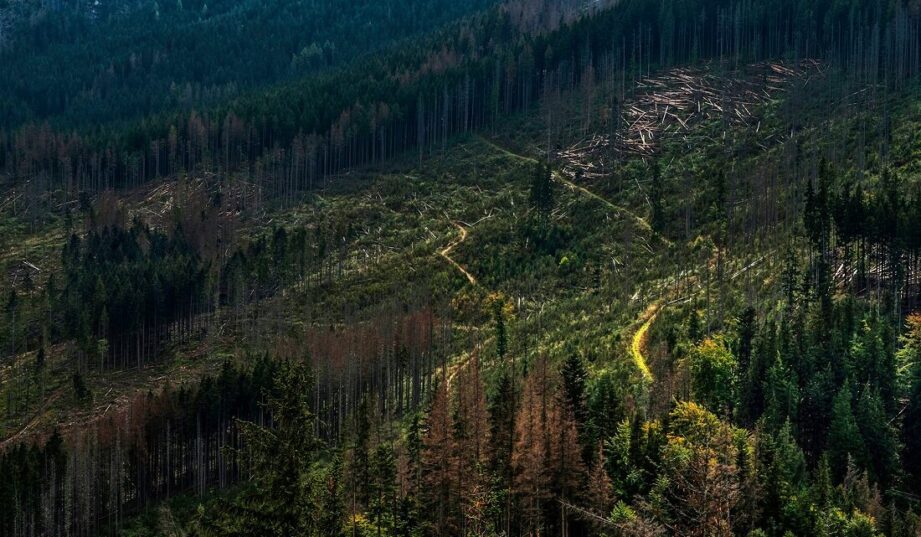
[827,382,865,480]
[855,388,897,488]
[370,443,397,534]
[201,361,320,536]
[561,354,590,461]
[352,396,372,507]
[529,160,554,223]
[319,455,346,537]
[6,289,16,358]
[488,371,516,484]
[494,300,507,361]
[903,372,921,491]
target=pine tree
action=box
[453,352,490,533]
[512,359,552,534]
[827,382,866,480]
[761,420,808,532]
[494,300,507,361]
[35,343,45,371]
[352,397,372,507]
[561,354,589,461]
[319,455,347,537]
[530,161,554,223]
[421,380,457,535]
[901,315,921,492]
[6,289,16,358]
[902,372,921,491]
[199,360,320,537]
[370,443,397,534]
[687,309,703,344]
[853,389,896,489]
[688,337,738,417]
[736,307,756,376]
[548,400,588,536]
[487,370,516,533]
[489,371,515,477]
[653,402,744,537]
[811,454,834,510]
[72,371,89,401]
[586,442,613,518]
[741,320,773,426]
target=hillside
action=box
[3,0,921,536]
[0,0,501,126]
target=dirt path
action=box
[630,303,659,382]
[627,250,773,385]
[478,135,671,380]
[476,135,663,242]
[439,220,485,388]
[439,221,477,285]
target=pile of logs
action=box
[129,174,260,229]
[558,60,823,178]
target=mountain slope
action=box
[2,1,921,536]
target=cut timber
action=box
[562,60,822,165]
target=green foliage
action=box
[0,0,499,127]
[5,1,921,536]
[369,443,397,533]
[649,160,665,233]
[687,336,738,416]
[195,360,321,536]
[826,382,866,480]
[529,161,555,218]
[854,388,897,488]
[494,300,507,360]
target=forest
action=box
[3,0,921,535]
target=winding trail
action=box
[437,220,482,388]
[476,135,661,241]
[627,251,773,385]
[439,221,477,285]
[630,303,659,382]
[477,134,671,380]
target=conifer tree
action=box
[200,360,320,537]
[421,380,457,535]
[494,300,507,361]
[488,370,516,532]
[352,397,372,507]
[454,352,490,532]
[900,316,921,491]
[561,354,590,460]
[530,161,554,224]
[688,337,738,417]
[370,443,397,534]
[902,373,921,486]
[5,289,16,358]
[827,382,866,479]
[855,388,897,489]
[512,359,552,533]
[586,442,613,518]
[319,455,347,537]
